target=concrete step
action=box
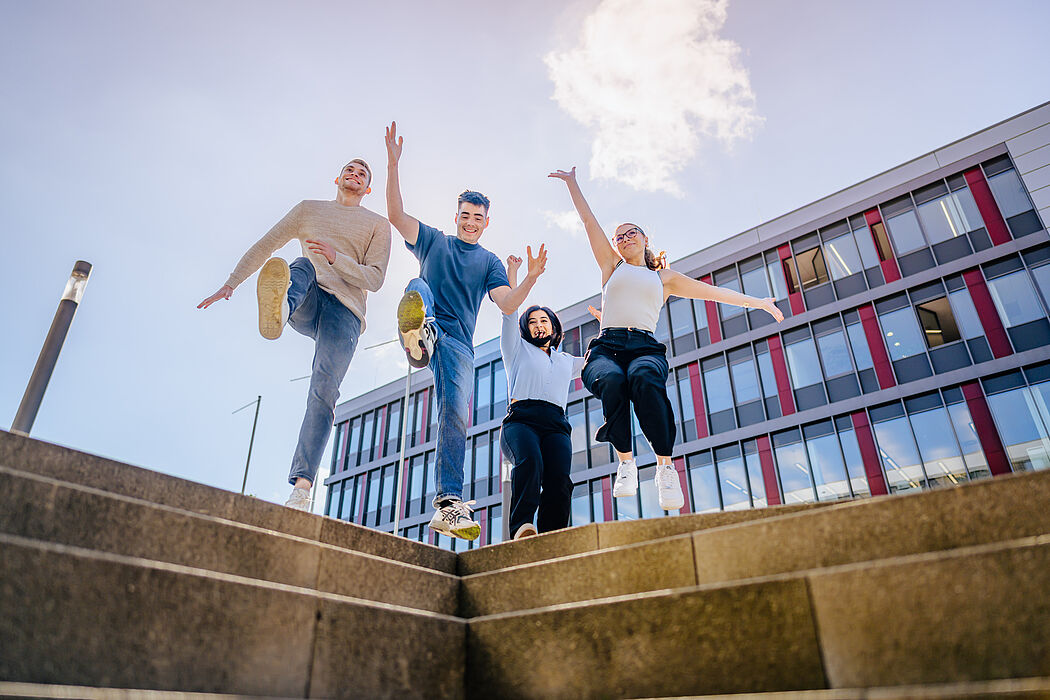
[0,465,457,615]
[646,676,1050,698]
[459,468,1050,617]
[0,429,454,574]
[0,532,464,699]
[456,503,826,576]
[465,536,1050,699]
[0,683,264,698]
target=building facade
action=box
[323,103,1050,551]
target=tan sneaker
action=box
[257,257,290,340]
[284,486,312,511]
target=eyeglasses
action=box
[613,228,643,244]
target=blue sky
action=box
[3,0,1049,511]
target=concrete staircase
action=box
[1,428,1049,699]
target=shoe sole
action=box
[397,291,431,368]
[658,496,685,510]
[257,258,290,340]
[428,520,481,541]
[613,481,638,498]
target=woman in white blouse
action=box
[500,247,586,540]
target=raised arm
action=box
[385,121,420,245]
[490,244,547,315]
[660,269,784,323]
[548,167,620,282]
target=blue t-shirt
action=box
[407,222,509,351]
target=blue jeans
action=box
[286,258,362,485]
[406,278,474,505]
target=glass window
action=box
[871,414,926,493]
[489,505,503,545]
[688,452,720,512]
[1032,264,1050,309]
[730,355,761,405]
[946,401,990,480]
[756,347,779,398]
[591,480,606,523]
[837,426,871,497]
[703,363,734,414]
[885,210,927,254]
[774,437,816,504]
[615,488,640,520]
[825,234,864,280]
[366,469,381,516]
[474,364,492,423]
[986,386,1050,472]
[744,450,767,507]
[987,270,1045,328]
[676,367,697,442]
[742,265,771,298]
[816,329,854,378]
[948,288,984,339]
[639,467,662,518]
[346,418,360,467]
[408,454,424,510]
[571,483,591,525]
[878,307,926,361]
[784,337,823,388]
[381,464,395,515]
[587,398,612,468]
[850,221,881,269]
[669,297,696,348]
[493,360,508,417]
[908,405,968,487]
[338,480,354,520]
[794,248,830,290]
[917,190,984,243]
[691,299,709,331]
[766,260,789,299]
[845,321,874,371]
[386,400,402,452]
[804,432,851,500]
[719,276,744,319]
[568,402,589,471]
[987,169,1033,218]
[716,448,751,510]
[361,411,376,462]
[915,298,962,348]
[631,413,652,458]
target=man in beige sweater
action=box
[198,159,391,510]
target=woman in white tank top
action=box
[550,167,784,511]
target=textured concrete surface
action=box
[0,466,458,614]
[691,469,1050,585]
[809,536,1050,688]
[460,534,696,617]
[0,533,463,699]
[651,676,1050,698]
[0,683,270,698]
[319,516,455,574]
[456,523,598,575]
[467,578,826,699]
[596,502,825,549]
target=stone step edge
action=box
[463,469,1050,581]
[0,531,465,625]
[642,675,1050,699]
[0,682,279,699]
[466,532,1050,624]
[0,463,457,584]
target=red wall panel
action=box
[756,435,782,506]
[864,209,902,284]
[850,411,889,496]
[673,457,691,514]
[766,335,796,416]
[964,168,1012,246]
[962,381,1012,476]
[962,268,1013,358]
[701,274,722,344]
[687,362,709,439]
[858,304,897,389]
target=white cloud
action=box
[545,0,762,195]
[543,209,585,237]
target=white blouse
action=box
[500,312,585,411]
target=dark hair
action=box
[458,190,491,214]
[519,305,563,350]
[344,158,372,186]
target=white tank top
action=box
[600,261,664,333]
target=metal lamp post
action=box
[12,261,92,436]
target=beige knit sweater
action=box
[224,200,391,330]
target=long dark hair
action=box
[519,305,563,350]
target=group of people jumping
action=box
[198,122,784,542]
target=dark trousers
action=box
[581,328,676,456]
[501,400,573,535]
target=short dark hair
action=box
[458,190,490,213]
[344,159,372,186]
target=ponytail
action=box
[644,247,667,271]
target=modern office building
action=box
[323,103,1050,551]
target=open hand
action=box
[306,239,336,265]
[526,244,547,280]
[547,167,577,184]
[385,121,403,165]
[587,305,602,322]
[198,285,233,309]
[758,297,784,323]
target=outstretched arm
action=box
[660,269,784,323]
[385,121,420,245]
[490,244,547,315]
[548,167,620,282]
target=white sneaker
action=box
[655,464,685,510]
[513,523,538,540]
[428,499,481,541]
[397,290,436,368]
[284,486,312,511]
[257,257,290,340]
[612,459,638,497]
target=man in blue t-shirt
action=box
[385,121,545,540]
